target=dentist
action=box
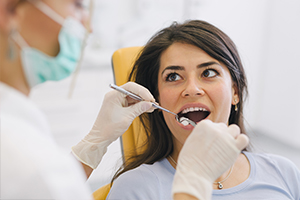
[0,0,248,199]
[1,0,154,199]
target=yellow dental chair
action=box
[93,46,147,200]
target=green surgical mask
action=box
[13,1,87,88]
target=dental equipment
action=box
[109,84,196,127]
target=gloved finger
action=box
[227,124,241,139]
[146,102,157,113]
[235,134,249,150]
[126,101,154,120]
[121,82,155,102]
[104,89,128,107]
[126,96,140,106]
[196,119,213,128]
[213,122,227,130]
[126,96,156,113]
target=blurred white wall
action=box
[30,0,300,193]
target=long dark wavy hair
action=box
[111,20,248,183]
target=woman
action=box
[106,20,300,200]
[0,1,246,199]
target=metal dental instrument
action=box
[109,84,196,127]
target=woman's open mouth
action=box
[177,107,210,125]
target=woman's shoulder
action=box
[245,151,300,186]
[245,151,298,171]
[106,158,174,200]
[116,157,175,181]
[244,151,300,198]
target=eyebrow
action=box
[161,61,221,75]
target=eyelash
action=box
[202,68,219,78]
[165,68,219,82]
[165,72,181,82]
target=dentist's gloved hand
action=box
[172,120,249,200]
[72,82,155,169]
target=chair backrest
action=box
[111,46,148,162]
[93,46,147,200]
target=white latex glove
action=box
[72,82,155,169]
[172,120,249,200]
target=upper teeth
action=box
[181,107,207,114]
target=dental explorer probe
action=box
[109,84,196,127]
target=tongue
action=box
[185,111,208,123]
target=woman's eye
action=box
[202,69,218,78]
[166,73,181,82]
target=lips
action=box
[177,105,210,124]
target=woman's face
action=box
[158,42,239,150]
[14,0,90,56]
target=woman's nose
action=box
[182,79,204,97]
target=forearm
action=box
[71,153,93,179]
[81,162,93,179]
[173,193,199,200]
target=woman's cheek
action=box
[210,86,233,122]
[159,88,177,107]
